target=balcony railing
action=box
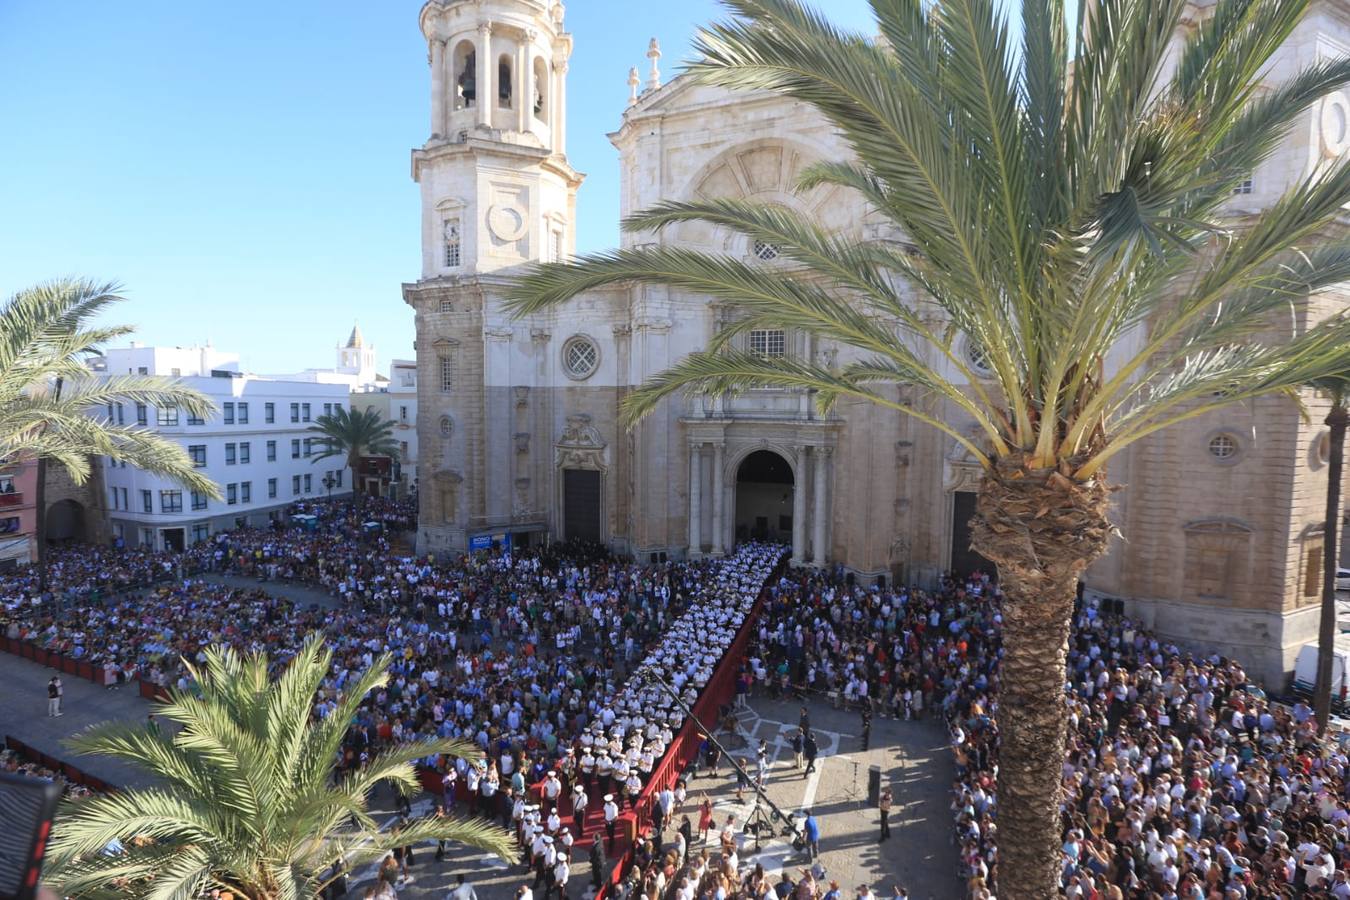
[0,492,25,508]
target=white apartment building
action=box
[95,345,353,551]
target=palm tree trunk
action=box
[1316,399,1348,730]
[972,458,1114,899]
[349,450,362,518]
[35,377,62,593]
[33,456,48,592]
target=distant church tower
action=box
[404,0,583,555]
[336,322,377,385]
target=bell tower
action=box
[410,0,581,278]
[405,0,584,556]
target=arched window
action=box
[533,56,548,119]
[498,54,513,108]
[453,42,476,109]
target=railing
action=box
[0,492,25,507]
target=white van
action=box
[1292,637,1350,706]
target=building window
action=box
[562,335,600,380]
[335,469,343,487]
[265,402,275,424]
[137,366,148,375]
[302,403,311,422]
[115,403,124,425]
[192,524,210,543]
[237,402,249,424]
[291,439,301,459]
[964,337,994,377]
[267,440,277,462]
[223,402,234,425]
[454,43,476,108]
[1208,433,1239,460]
[748,329,786,359]
[241,481,251,503]
[400,440,409,460]
[157,406,179,427]
[444,217,462,268]
[322,403,332,418]
[551,229,564,263]
[1233,176,1254,195]
[187,411,205,426]
[399,405,408,422]
[290,403,300,423]
[189,445,207,468]
[268,477,277,499]
[160,490,183,513]
[1305,543,1324,598]
[109,487,118,510]
[498,54,513,108]
[120,487,128,509]
[439,296,453,313]
[136,403,147,426]
[141,489,153,513]
[191,490,208,511]
[225,443,237,465]
[140,527,153,548]
[226,483,237,505]
[304,474,312,494]
[439,356,454,393]
[239,442,250,464]
[170,367,181,377]
[292,475,301,496]
[752,240,780,261]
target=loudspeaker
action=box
[867,765,882,807]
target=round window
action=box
[562,336,599,380]
[964,337,994,377]
[752,240,780,262]
[1208,433,1238,460]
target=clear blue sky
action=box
[0,0,878,374]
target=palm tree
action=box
[46,637,512,899]
[308,406,399,510]
[1,279,222,581]
[505,0,1350,891]
[1313,378,1350,731]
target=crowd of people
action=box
[1,745,98,801]
[732,565,1350,899]
[15,493,1350,898]
[0,500,795,900]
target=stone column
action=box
[688,444,703,557]
[476,23,493,128]
[552,61,568,154]
[517,39,531,133]
[430,38,446,138]
[792,446,807,565]
[710,442,725,556]
[812,447,830,567]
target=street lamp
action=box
[322,473,335,501]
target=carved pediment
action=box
[555,414,608,471]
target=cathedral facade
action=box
[404,0,1350,684]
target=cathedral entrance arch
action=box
[734,449,794,547]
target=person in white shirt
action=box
[571,784,588,837]
[603,794,620,850]
[553,857,570,900]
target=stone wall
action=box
[43,459,111,546]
